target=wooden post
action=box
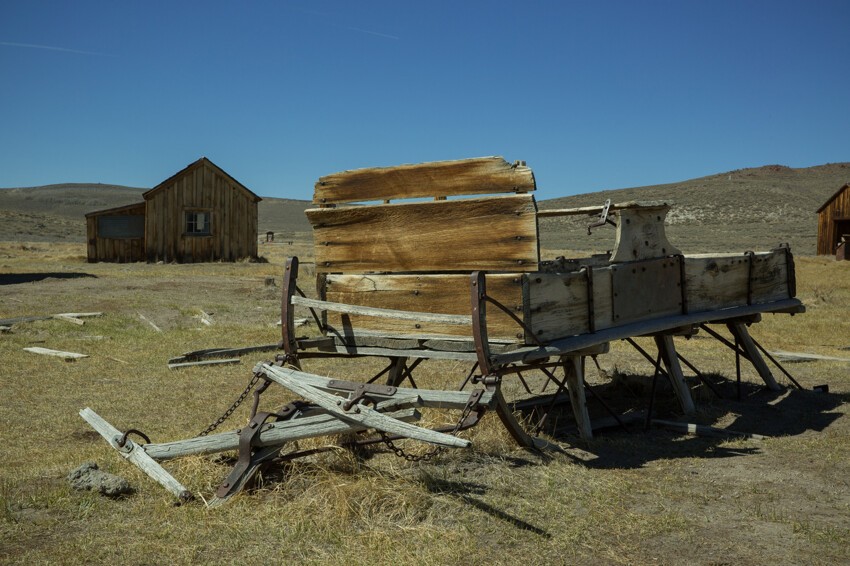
[726,322,781,391]
[563,355,593,440]
[386,357,408,386]
[653,334,696,415]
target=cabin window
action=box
[97,215,144,239]
[185,210,211,236]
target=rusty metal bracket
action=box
[778,243,797,298]
[587,199,616,235]
[745,250,755,306]
[280,257,299,356]
[214,401,312,500]
[216,411,277,498]
[341,383,398,411]
[116,428,151,448]
[471,271,494,376]
[674,254,688,314]
[584,266,595,333]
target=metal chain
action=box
[378,401,474,462]
[197,371,263,437]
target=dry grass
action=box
[1,242,849,565]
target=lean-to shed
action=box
[85,202,146,263]
[816,183,850,256]
[85,158,261,263]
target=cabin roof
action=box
[142,157,262,203]
[816,183,850,213]
[84,201,146,218]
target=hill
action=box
[1,162,848,253]
[0,183,314,243]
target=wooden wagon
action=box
[81,157,804,504]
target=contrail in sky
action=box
[0,41,114,57]
[338,25,400,40]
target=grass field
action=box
[1,241,849,565]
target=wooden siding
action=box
[817,184,850,255]
[144,159,259,262]
[86,203,146,263]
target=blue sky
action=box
[1,1,848,201]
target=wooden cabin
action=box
[816,183,850,256]
[86,158,261,263]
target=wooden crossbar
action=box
[291,295,471,325]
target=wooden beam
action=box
[79,408,193,502]
[144,406,421,460]
[653,334,696,415]
[313,156,535,205]
[260,364,471,448]
[563,356,593,440]
[726,322,780,391]
[493,298,804,366]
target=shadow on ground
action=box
[0,272,97,285]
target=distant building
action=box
[86,157,261,263]
[816,183,850,256]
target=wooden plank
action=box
[313,156,535,205]
[168,358,241,370]
[750,250,790,302]
[537,200,672,218]
[23,347,88,360]
[525,268,614,342]
[144,406,421,460]
[772,350,850,363]
[260,365,471,448]
[79,408,193,501]
[323,273,524,341]
[292,295,471,325]
[308,194,539,273]
[684,250,790,312]
[0,312,102,326]
[651,419,767,440]
[684,255,749,312]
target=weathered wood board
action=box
[308,195,539,273]
[313,156,535,205]
[684,251,789,313]
[526,249,792,344]
[322,273,525,341]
